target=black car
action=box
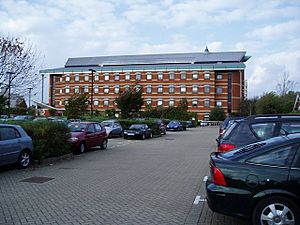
[217,114,300,152]
[219,116,245,136]
[206,133,300,225]
[123,124,153,140]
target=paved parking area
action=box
[0,127,250,225]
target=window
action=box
[251,123,276,140]
[65,74,70,82]
[84,74,89,81]
[59,77,63,82]
[158,72,163,80]
[94,86,99,94]
[74,74,79,82]
[94,74,99,81]
[74,86,80,94]
[104,85,109,94]
[169,99,175,107]
[180,71,186,80]
[136,72,141,80]
[204,72,210,80]
[169,71,175,80]
[65,86,70,94]
[0,127,20,140]
[93,99,99,106]
[192,85,198,93]
[192,71,198,80]
[180,85,186,93]
[204,99,210,107]
[104,73,109,81]
[83,86,89,93]
[114,85,120,94]
[146,98,152,105]
[95,123,103,132]
[65,100,69,105]
[87,124,95,133]
[216,101,222,107]
[247,145,294,167]
[216,87,222,94]
[103,99,109,106]
[59,89,63,94]
[146,72,152,80]
[216,74,222,80]
[169,85,175,93]
[146,85,152,94]
[281,122,300,134]
[157,85,163,93]
[157,99,163,106]
[124,85,130,91]
[59,101,62,106]
[125,73,130,80]
[204,85,210,93]
[192,99,198,107]
[114,73,120,81]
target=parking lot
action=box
[0,127,250,225]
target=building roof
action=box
[65,51,250,68]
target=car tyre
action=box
[18,149,31,169]
[100,139,108,150]
[141,133,145,140]
[149,132,153,138]
[252,196,299,225]
[79,142,86,154]
[108,132,112,138]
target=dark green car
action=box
[206,133,300,225]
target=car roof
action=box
[0,124,22,128]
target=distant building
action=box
[40,48,251,120]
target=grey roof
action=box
[65,51,250,68]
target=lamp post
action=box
[41,74,45,103]
[28,87,33,108]
[6,71,15,111]
[88,69,96,116]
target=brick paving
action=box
[0,127,251,225]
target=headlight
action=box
[135,131,140,134]
[69,137,79,142]
[124,131,128,134]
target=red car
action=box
[68,122,108,153]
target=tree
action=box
[0,35,40,99]
[0,95,7,114]
[115,85,144,118]
[65,94,89,119]
[277,72,297,96]
[255,92,283,114]
[209,107,226,121]
[178,98,188,111]
[239,97,258,116]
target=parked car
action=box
[153,119,167,135]
[123,124,153,140]
[166,120,184,131]
[186,120,196,128]
[219,116,245,136]
[68,122,108,153]
[0,115,9,121]
[217,114,300,152]
[101,120,123,138]
[206,133,300,225]
[0,124,33,168]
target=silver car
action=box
[101,120,123,138]
[0,124,33,168]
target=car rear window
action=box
[222,121,238,139]
[251,123,276,139]
[0,127,21,140]
[281,122,300,134]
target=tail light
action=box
[211,165,227,186]
[218,143,236,152]
[219,129,225,135]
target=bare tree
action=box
[0,35,40,98]
[277,71,297,96]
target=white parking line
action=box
[193,195,201,205]
[203,176,208,182]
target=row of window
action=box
[59,98,223,108]
[62,71,224,82]
[62,85,223,94]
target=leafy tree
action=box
[0,35,40,98]
[209,107,226,121]
[239,97,258,116]
[115,85,144,118]
[178,98,188,111]
[65,94,89,119]
[255,92,283,114]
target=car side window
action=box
[94,124,102,132]
[0,127,20,141]
[87,124,95,133]
[144,125,148,129]
[246,145,294,167]
[251,123,276,139]
[281,122,300,134]
[291,148,300,169]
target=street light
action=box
[41,74,45,103]
[88,69,96,115]
[6,71,15,111]
[27,87,33,108]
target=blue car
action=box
[0,124,33,168]
[166,120,184,131]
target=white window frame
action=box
[94,86,99,94]
[192,85,198,93]
[192,71,198,80]
[74,74,79,82]
[216,74,222,80]
[204,72,210,80]
[146,72,152,80]
[192,99,198,107]
[216,87,222,94]
[169,99,175,107]
[157,85,163,93]
[84,86,89,93]
[103,99,109,106]
[180,85,186,93]
[158,72,163,80]
[74,86,80,94]
[169,85,175,93]
[104,86,109,94]
[204,99,210,107]
[216,101,222,107]
[114,85,120,94]
[157,99,163,106]
[65,86,70,94]
[114,73,120,81]
[204,85,210,93]
[169,72,175,80]
[125,73,130,80]
[180,71,186,80]
[136,72,141,80]
[65,74,70,82]
[84,74,89,81]
[104,73,109,81]
[93,99,99,106]
[146,85,152,94]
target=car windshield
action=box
[68,123,87,132]
[129,124,143,129]
[102,122,113,127]
[169,121,178,125]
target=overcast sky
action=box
[0,0,299,102]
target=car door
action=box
[95,123,105,144]
[0,126,22,166]
[288,146,300,198]
[85,124,97,148]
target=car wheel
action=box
[79,142,86,154]
[252,196,299,225]
[101,139,108,150]
[18,150,31,169]
[141,133,145,140]
[108,132,112,138]
[149,132,153,138]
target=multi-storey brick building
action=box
[40,48,250,120]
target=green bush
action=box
[6,121,71,162]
